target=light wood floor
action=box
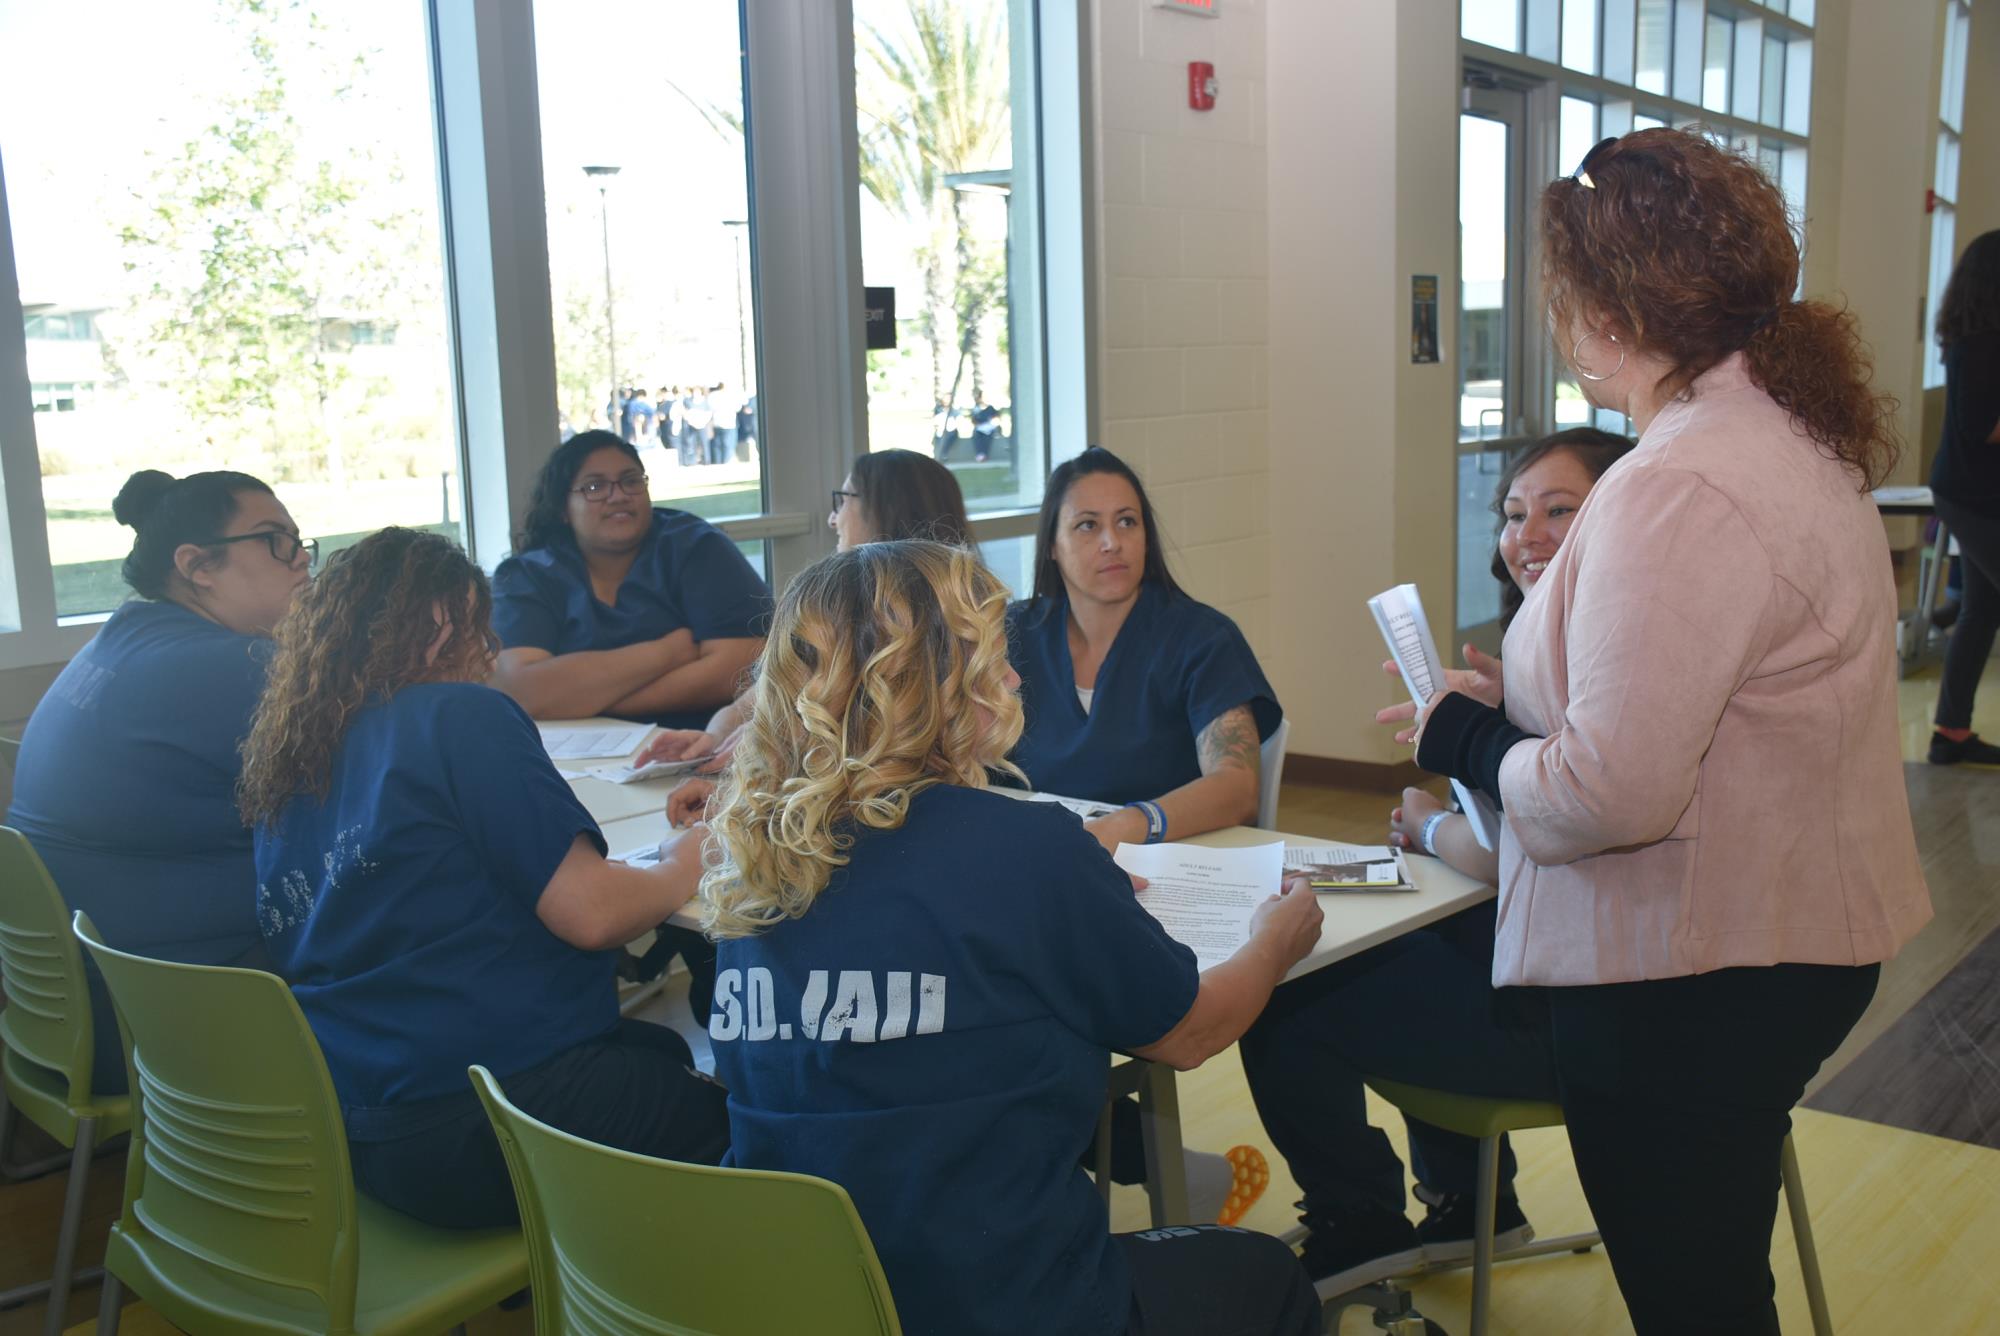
[8,661,1998,1336]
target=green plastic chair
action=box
[470,1064,902,1335]
[0,827,132,1336]
[73,913,527,1335]
[1361,1078,1831,1336]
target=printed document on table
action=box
[1027,791,1122,820]
[1366,583,1502,853]
[539,723,654,761]
[1285,844,1412,890]
[583,756,706,785]
[1113,841,1286,972]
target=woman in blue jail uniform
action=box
[701,541,1325,1336]
[488,429,770,731]
[1007,446,1283,850]
[10,469,312,1096]
[238,528,727,1229]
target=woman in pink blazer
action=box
[1244,129,1930,1335]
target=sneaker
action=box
[1298,1208,1426,1296]
[1928,731,2000,767]
[1415,1192,1534,1264]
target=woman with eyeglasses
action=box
[9,468,314,1095]
[239,528,728,1229]
[1245,130,1930,1334]
[489,430,770,730]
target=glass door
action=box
[1456,79,1528,650]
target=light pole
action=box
[721,219,749,391]
[583,165,621,426]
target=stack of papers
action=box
[1113,841,1286,971]
[538,722,655,761]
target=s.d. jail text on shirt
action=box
[709,966,946,1043]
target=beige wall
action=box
[1093,0,1273,662]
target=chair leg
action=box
[1780,1133,1834,1336]
[97,1272,124,1335]
[1470,1134,1499,1336]
[40,1116,96,1336]
[1094,1095,1114,1206]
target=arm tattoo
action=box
[1197,704,1261,777]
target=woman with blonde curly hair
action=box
[239,527,727,1229]
[700,540,1324,1336]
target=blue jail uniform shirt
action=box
[709,785,1199,1336]
[1006,583,1282,805]
[254,682,614,1136]
[490,507,773,730]
[9,600,271,1091]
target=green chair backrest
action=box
[470,1065,902,1336]
[0,827,97,1105]
[74,913,365,1331]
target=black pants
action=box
[349,1018,731,1229]
[1118,1225,1322,1336]
[1933,495,2000,730]
[1239,902,1536,1218]
[630,922,718,1022]
[1242,924,1878,1336]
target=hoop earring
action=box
[1572,329,1625,383]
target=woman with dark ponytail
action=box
[1245,130,1930,1334]
[9,469,312,1093]
[1923,229,2000,767]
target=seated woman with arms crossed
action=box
[238,528,726,1229]
[700,540,1325,1336]
[1008,447,1282,850]
[489,430,769,729]
[9,469,311,1096]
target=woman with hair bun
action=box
[9,469,313,1093]
[1248,130,1931,1333]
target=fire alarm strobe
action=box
[1189,61,1217,111]
[1153,0,1219,15]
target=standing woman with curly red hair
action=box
[1246,130,1932,1334]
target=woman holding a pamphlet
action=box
[1246,129,1931,1335]
[699,539,1325,1336]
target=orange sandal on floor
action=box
[1216,1144,1270,1226]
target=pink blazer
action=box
[1493,355,1931,986]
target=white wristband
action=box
[1418,810,1452,858]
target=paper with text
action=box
[1114,840,1286,972]
[1285,844,1412,890]
[584,756,706,785]
[539,723,655,761]
[1366,584,1501,853]
[1027,791,1122,821]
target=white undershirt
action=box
[1076,685,1095,713]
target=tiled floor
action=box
[8,659,1999,1336]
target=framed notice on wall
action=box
[1411,275,1439,364]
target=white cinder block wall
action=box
[1092,0,1274,664]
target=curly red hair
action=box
[1540,128,1899,488]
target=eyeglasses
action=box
[572,471,650,503]
[1570,136,1618,190]
[205,530,319,568]
[831,489,860,513]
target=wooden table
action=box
[551,720,1496,1226]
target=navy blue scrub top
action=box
[255,682,613,1134]
[710,785,1199,1336]
[491,506,773,729]
[1006,582,1281,805]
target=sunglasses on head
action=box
[1570,136,1618,190]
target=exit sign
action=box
[1153,0,1219,15]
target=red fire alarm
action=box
[1189,61,1217,111]
[1925,188,1939,215]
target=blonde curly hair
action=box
[700,541,1023,938]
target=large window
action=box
[1926,0,1973,390]
[853,0,1047,522]
[1,0,460,623]
[0,0,1079,670]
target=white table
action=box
[1874,486,1956,676]
[554,723,1496,1226]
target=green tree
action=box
[117,0,430,485]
